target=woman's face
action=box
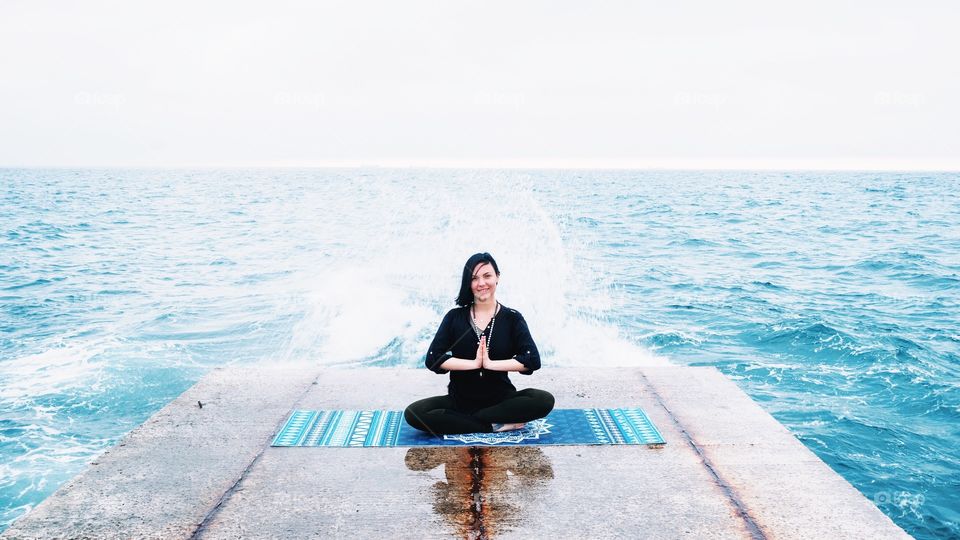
[471,262,498,303]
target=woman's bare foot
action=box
[492,422,527,432]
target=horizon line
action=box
[2,158,959,172]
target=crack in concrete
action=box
[637,371,767,540]
[188,372,324,539]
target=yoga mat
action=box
[271,408,666,447]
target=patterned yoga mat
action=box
[271,408,666,447]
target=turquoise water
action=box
[1,168,958,537]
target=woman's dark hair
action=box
[456,252,500,307]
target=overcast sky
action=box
[1,0,957,169]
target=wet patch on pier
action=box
[405,447,554,538]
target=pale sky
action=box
[1,0,958,169]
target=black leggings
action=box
[404,388,555,435]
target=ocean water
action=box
[1,168,958,537]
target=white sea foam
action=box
[276,170,669,368]
[545,315,670,367]
[281,268,438,364]
[0,338,113,405]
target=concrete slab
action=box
[0,365,322,540]
[1,366,909,539]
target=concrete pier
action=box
[2,366,909,539]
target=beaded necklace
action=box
[471,302,500,377]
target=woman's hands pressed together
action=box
[475,335,487,370]
[479,335,503,371]
[470,335,527,373]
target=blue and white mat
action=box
[271,408,666,447]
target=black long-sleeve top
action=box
[424,304,541,412]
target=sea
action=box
[1,168,957,538]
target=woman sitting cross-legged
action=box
[404,252,555,435]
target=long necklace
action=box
[471,302,499,377]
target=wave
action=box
[668,238,720,248]
[756,322,865,359]
[751,280,786,290]
[647,330,703,349]
[2,278,66,291]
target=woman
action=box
[404,252,555,435]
